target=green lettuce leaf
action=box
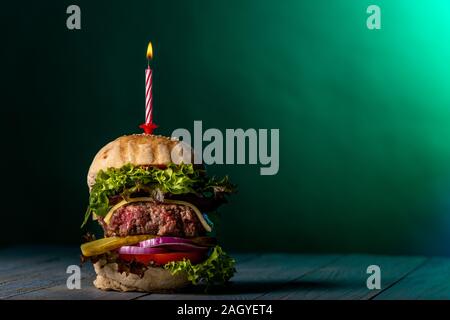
[82,163,235,227]
[164,246,236,287]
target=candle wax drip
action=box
[139,122,158,135]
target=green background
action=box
[2,0,450,255]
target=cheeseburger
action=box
[81,134,236,292]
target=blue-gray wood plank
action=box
[0,246,448,300]
[374,258,450,300]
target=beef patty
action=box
[102,201,205,237]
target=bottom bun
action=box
[93,261,190,292]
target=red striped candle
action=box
[145,67,153,123]
[140,42,158,134]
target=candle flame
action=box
[146,42,153,60]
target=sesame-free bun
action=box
[87,134,193,189]
[93,261,190,292]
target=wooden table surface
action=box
[1,246,449,300]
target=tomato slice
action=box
[119,251,207,266]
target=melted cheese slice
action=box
[103,197,212,233]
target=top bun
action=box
[87,134,193,189]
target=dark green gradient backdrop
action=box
[3,1,450,254]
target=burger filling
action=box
[102,202,205,237]
[81,163,237,287]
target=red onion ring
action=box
[149,243,210,252]
[139,237,193,248]
[118,246,168,255]
[138,237,210,252]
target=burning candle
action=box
[140,42,158,134]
